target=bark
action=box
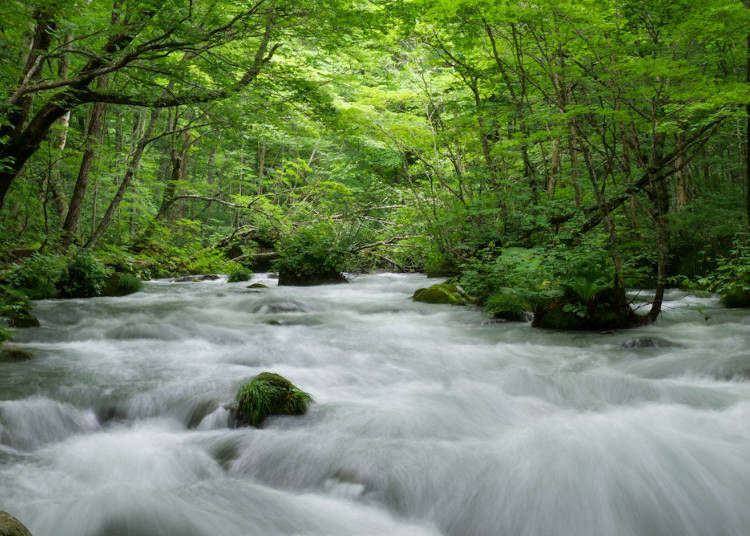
[61,76,109,248]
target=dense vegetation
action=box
[1,0,749,339]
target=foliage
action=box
[102,273,143,297]
[274,222,356,283]
[56,251,110,298]
[227,265,253,282]
[5,254,66,299]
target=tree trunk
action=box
[86,110,158,248]
[61,76,109,248]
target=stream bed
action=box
[1,273,749,536]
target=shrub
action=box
[5,253,65,299]
[56,251,109,298]
[185,249,232,275]
[227,265,252,282]
[102,272,143,297]
[274,222,353,285]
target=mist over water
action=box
[1,273,749,536]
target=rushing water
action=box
[1,273,749,536]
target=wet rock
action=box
[231,372,312,428]
[413,283,471,305]
[6,311,39,329]
[721,287,750,308]
[247,283,269,289]
[278,268,347,286]
[0,511,32,536]
[250,299,308,314]
[173,274,220,283]
[622,337,673,349]
[0,347,33,361]
[533,287,641,331]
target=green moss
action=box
[413,283,470,305]
[101,273,142,297]
[1,347,33,361]
[235,372,312,428]
[0,511,32,536]
[228,267,253,282]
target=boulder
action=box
[0,511,32,536]
[101,273,142,297]
[6,312,39,329]
[533,287,640,331]
[247,283,269,289]
[173,274,220,283]
[721,287,750,308]
[0,347,33,362]
[413,283,471,305]
[621,337,673,348]
[231,372,312,428]
[278,269,347,286]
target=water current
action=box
[1,273,749,535]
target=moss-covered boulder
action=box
[720,286,750,308]
[0,347,33,361]
[533,287,640,331]
[0,511,32,536]
[247,283,269,289]
[413,283,471,305]
[101,273,142,297]
[232,372,312,428]
[278,269,347,286]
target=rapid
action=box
[1,273,749,536]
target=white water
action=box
[1,274,749,536]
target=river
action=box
[1,273,749,535]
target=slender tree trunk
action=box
[86,110,158,248]
[61,76,109,248]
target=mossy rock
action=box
[413,283,471,305]
[101,273,142,297]
[247,283,269,289]
[1,347,33,362]
[278,269,347,286]
[533,287,640,331]
[720,287,750,308]
[233,372,312,428]
[6,311,39,329]
[0,511,32,536]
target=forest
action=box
[1,0,749,336]
[1,2,750,536]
